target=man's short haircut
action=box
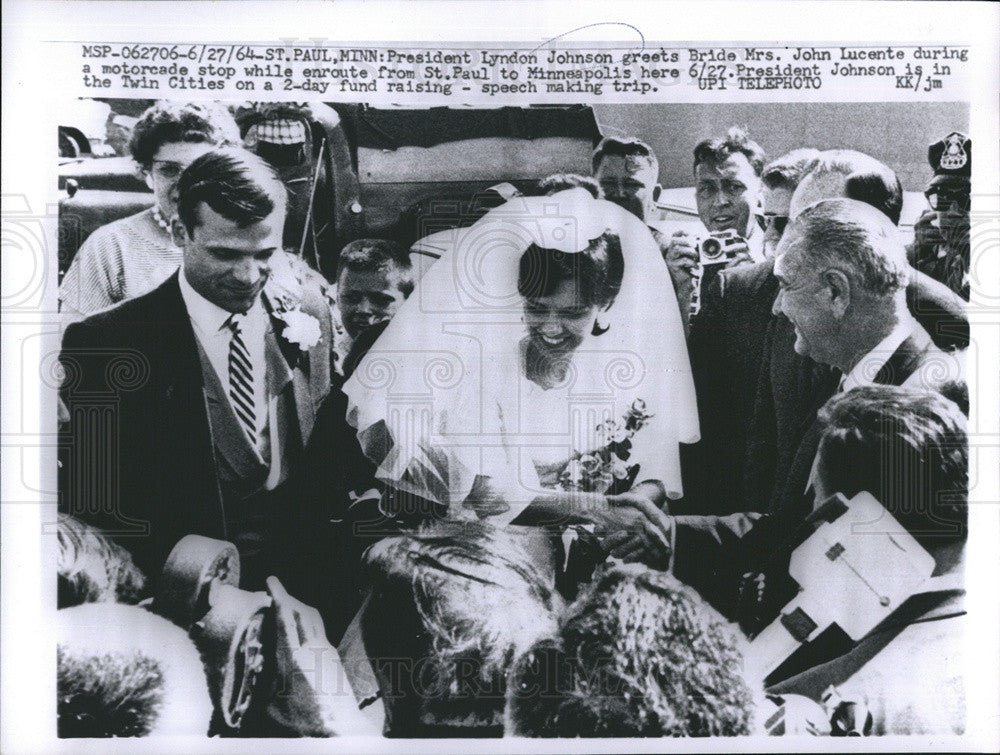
[761,148,822,192]
[129,101,240,171]
[58,603,212,737]
[591,136,658,174]
[808,149,904,225]
[362,522,561,736]
[782,198,910,295]
[536,173,601,198]
[693,127,766,176]
[336,238,414,297]
[506,564,756,737]
[176,147,286,234]
[816,384,968,547]
[58,514,147,608]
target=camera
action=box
[697,229,744,265]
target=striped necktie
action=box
[228,314,257,447]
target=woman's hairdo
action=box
[129,101,241,170]
[517,232,624,311]
[57,514,147,608]
[507,564,755,737]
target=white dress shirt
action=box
[840,315,918,393]
[179,269,269,452]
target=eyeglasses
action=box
[151,161,186,180]
[758,214,789,235]
[925,188,970,211]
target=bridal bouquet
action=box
[557,399,655,495]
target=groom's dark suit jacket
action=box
[58,271,335,595]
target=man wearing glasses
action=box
[682,148,820,518]
[909,133,971,300]
[760,149,821,259]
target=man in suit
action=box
[59,147,333,591]
[663,127,768,325]
[678,149,966,517]
[741,151,967,520]
[680,149,820,516]
[616,198,963,620]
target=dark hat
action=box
[928,132,971,177]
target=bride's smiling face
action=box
[523,278,599,361]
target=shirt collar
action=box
[841,315,917,392]
[179,267,266,335]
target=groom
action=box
[59,148,334,589]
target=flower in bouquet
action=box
[557,398,655,494]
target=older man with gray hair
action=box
[610,197,960,629]
[772,197,940,390]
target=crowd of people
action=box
[56,100,971,738]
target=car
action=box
[58,102,602,281]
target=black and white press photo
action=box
[2,2,999,751]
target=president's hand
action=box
[600,492,673,569]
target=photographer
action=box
[664,128,766,317]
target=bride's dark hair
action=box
[516,232,625,314]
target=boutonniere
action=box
[274,308,322,352]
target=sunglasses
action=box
[925,188,970,211]
[758,214,789,235]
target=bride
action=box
[343,189,698,551]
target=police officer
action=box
[909,132,971,300]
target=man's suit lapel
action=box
[152,273,228,527]
[155,272,209,400]
[872,326,934,387]
[778,325,937,521]
[262,294,325,445]
[198,334,269,480]
[769,318,840,441]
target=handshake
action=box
[591,491,675,569]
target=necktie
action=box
[228,314,257,447]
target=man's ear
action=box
[822,268,851,318]
[170,217,189,249]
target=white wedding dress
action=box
[343,190,699,525]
